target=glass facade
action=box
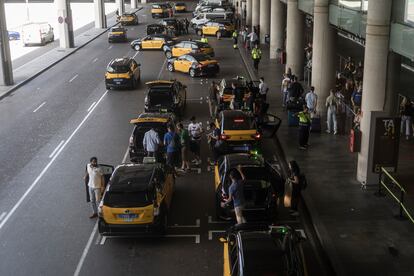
[406,0,414,25]
[329,4,367,38]
[331,0,368,11]
[298,0,314,15]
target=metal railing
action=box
[377,167,414,224]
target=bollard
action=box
[375,170,385,197]
[395,190,407,220]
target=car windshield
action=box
[148,89,173,106]
[223,115,254,130]
[103,191,153,207]
[108,65,129,73]
[112,28,124,32]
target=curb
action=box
[237,44,339,275]
[0,7,143,101]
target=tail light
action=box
[251,132,261,140]
[220,134,229,140]
[129,136,134,146]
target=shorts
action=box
[181,146,188,162]
[189,139,200,155]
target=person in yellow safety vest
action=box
[251,44,262,71]
[296,105,312,150]
[200,34,208,43]
[232,30,238,49]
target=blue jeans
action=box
[282,91,289,107]
[89,187,101,215]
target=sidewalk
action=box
[238,43,414,275]
[0,6,142,101]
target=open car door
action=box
[260,114,282,138]
[84,164,114,202]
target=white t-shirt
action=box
[281,78,291,93]
[188,122,203,140]
[259,82,269,95]
[87,164,104,189]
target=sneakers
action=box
[89,213,98,219]
[299,146,307,150]
[326,130,331,134]
[334,131,338,135]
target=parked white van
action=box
[21,22,54,46]
[191,12,232,26]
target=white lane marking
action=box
[132,51,140,59]
[48,140,65,159]
[108,45,113,50]
[157,58,167,80]
[208,215,230,224]
[0,212,6,222]
[33,101,46,113]
[95,233,102,245]
[208,230,225,240]
[121,147,130,163]
[169,218,200,228]
[69,74,79,83]
[73,221,99,276]
[92,57,99,63]
[164,234,200,244]
[0,90,108,231]
[87,102,96,112]
[100,236,107,245]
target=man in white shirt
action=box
[85,157,104,218]
[258,77,269,102]
[143,128,161,157]
[188,116,203,165]
[305,86,318,114]
[281,73,291,108]
[247,30,258,49]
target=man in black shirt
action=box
[232,83,244,110]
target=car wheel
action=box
[134,44,141,51]
[197,30,202,36]
[167,63,174,72]
[106,85,111,90]
[131,78,136,90]
[189,68,196,78]
[165,51,172,59]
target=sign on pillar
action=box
[57,0,74,48]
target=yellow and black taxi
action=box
[215,110,280,154]
[131,34,175,51]
[119,12,139,26]
[195,21,235,37]
[214,153,284,221]
[108,26,127,43]
[151,3,171,18]
[167,53,220,77]
[129,112,176,162]
[144,80,187,117]
[105,57,141,90]
[174,2,187,13]
[164,40,215,59]
[221,224,307,276]
[98,161,175,236]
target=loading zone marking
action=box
[99,234,200,245]
[169,218,200,228]
[208,215,230,224]
[208,230,226,240]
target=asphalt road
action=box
[0,3,331,276]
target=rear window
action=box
[152,4,161,9]
[108,65,130,73]
[133,123,167,149]
[223,115,254,130]
[148,89,173,106]
[103,191,153,207]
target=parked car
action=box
[21,22,54,46]
[8,31,20,41]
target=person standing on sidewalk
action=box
[296,106,311,150]
[177,123,190,172]
[251,44,262,71]
[232,30,238,49]
[247,29,258,49]
[325,89,338,134]
[163,124,180,175]
[281,73,291,109]
[200,34,208,44]
[400,97,413,140]
[221,166,247,225]
[84,157,104,219]
[188,116,203,165]
[305,86,318,114]
[258,77,269,102]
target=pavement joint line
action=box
[33,101,46,113]
[157,58,167,80]
[108,45,113,50]
[169,218,200,228]
[48,140,65,159]
[92,57,99,63]
[73,220,99,276]
[132,50,140,59]
[164,234,200,244]
[68,74,79,83]
[94,233,102,245]
[122,147,130,163]
[208,215,230,224]
[0,212,6,222]
[0,90,108,231]
[100,236,107,245]
[208,230,226,240]
[87,101,96,112]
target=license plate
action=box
[233,146,250,151]
[117,214,138,221]
[114,79,123,82]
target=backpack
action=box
[299,173,307,190]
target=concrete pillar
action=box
[311,0,336,113]
[260,0,270,44]
[0,1,13,85]
[357,0,393,184]
[141,0,147,4]
[94,0,107,29]
[116,0,125,15]
[252,0,260,28]
[270,0,285,59]
[57,0,74,48]
[384,53,401,116]
[131,0,137,10]
[246,0,252,26]
[286,0,304,78]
